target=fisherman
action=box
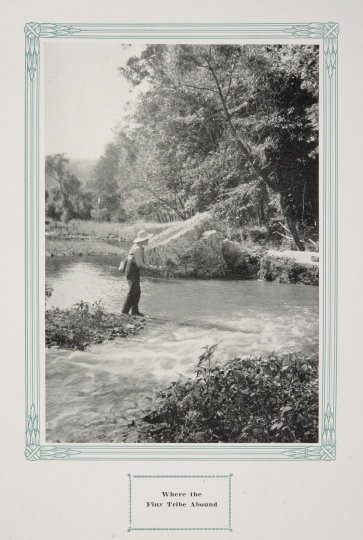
[121,230,159,317]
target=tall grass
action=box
[68,219,177,240]
[45,237,126,256]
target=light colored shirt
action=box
[129,244,151,269]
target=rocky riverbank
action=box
[46,213,319,285]
[146,212,319,285]
[258,250,319,285]
[145,212,227,278]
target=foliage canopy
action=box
[46,45,319,250]
[115,44,319,249]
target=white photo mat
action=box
[25,22,338,461]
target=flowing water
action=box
[45,256,319,443]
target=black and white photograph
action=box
[44,42,320,445]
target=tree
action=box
[46,191,63,223]
[45,153,94,221]
[45,154,73,218]
[120,45,319,249]
[90,142,124,221]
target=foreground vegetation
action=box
[142,346,318,444]
[46,300,146,350]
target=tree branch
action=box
[205,58,278,193]
[225,53,240,102]
[135,182,186,220]
[178,81,219,94]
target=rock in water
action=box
[258,250,319,285]
[145,212,227,278]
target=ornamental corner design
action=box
[25,404,40,460]
[324,23,339,79]
[320,405,336,460]
[25,22,81,80]
[323,22,339,39]
[24,23,40,80]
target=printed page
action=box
[1,1,362,539]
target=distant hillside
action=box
[45,157,97,191]
[68,159,98,184]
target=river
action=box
[45,255,319,443]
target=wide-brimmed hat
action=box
[133,230,154,243]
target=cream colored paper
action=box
[1,1,363,538]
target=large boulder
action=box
[258,250,319,285]
[145,213,227,278]
[222,240,261,279]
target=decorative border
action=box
[25,22,338,461]
[127,474,232,531]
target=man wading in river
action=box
[120,230,159,317]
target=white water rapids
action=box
[45,256,318,442]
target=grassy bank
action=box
[45,237,127,257]
[141,347,318,444]
[46,301,146,350]
[67,219,177,240]
[45,219,176,257]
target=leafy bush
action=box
[144,346,319,443]
[46,300,144,350]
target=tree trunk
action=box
[206,60,306,251]
[280,198,305,251]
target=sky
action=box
[45,42,146,161]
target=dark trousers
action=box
[122,278,141,315]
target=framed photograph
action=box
[25,22,338,461]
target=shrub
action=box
[143,346,319,443]
[45,300,144,350]
[244,226,268,243]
